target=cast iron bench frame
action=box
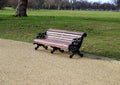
[34,28,87,58]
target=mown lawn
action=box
[0,8,120,60]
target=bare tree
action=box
[43,0,55,9]
[61,0,70,9]
[117,0,120,9]
[7,0,17,8]
[16,0,28,17]
[57,0,62,10]
[28,0,44,9]
[112,0,120,10]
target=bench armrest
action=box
[70,32,87,47]
[68,38,81,51]
[35,32,46,39]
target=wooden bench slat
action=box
[47,36,73,41]
[47,31,82,36]
[34,38,71,44]
[47,33,81,38]
[48,28,84,35]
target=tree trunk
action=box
[16,0,28,17]
[57,0,61,10]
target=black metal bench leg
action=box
[69,52,75,58]
[34,44,48,50]
[78,51,83,57]
[43,45,48,50]
[35,45,40,50]
[51,47,64,54]
[51,47,57,54]
[58,48,64,53]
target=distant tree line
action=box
[0,0,120,11]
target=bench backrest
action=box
[46,29,86,42]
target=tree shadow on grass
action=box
[29,15,120,23]
[0,19,6,21]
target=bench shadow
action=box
[0,19,6,21]
[35,48,102,60]
[34,46,119,62]
[83,53,120,62]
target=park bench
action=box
[33,28,87,58]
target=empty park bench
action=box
[33,29,87,58]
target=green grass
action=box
[0,8,120,60]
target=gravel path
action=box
[0,39,120,85]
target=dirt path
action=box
[0,39,120,85]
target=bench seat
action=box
[34,38,71,49]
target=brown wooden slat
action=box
[48,28,84,35]
[47,31,81,37]
[34,39,69,49]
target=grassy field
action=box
[0,8,120,60]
